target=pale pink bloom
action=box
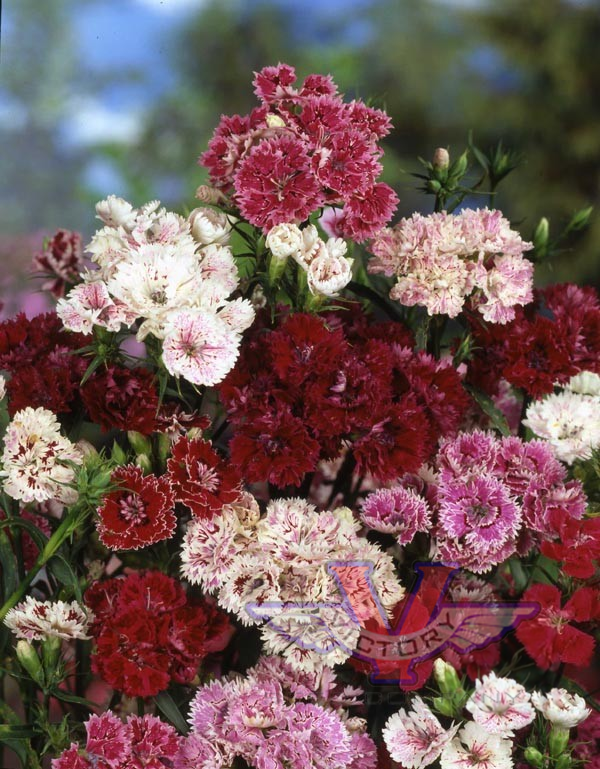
[217,297,256,333]
[360,486,431,545]
[197,244,240,306]
[440,722,512,769]
[4,596,92,641]
[532,688,591,729]
[162,311,242,386]
[218,554,282,624]
[266,222,303,259]
[189,207,232,245]
[174,733,229,769]
[473,254,534,324]
[95,195,138,230]
[1,407,82,504]
[466,672,535,736]
[306,238,353,296]
[382,697,458,768]
[57,281,135,334]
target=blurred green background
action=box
[1,0,599,309]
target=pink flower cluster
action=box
[368,208,533,322]
[201,63,398,240]
[176,656,377,769]
[361,430,587,572]
[52,712,180,769]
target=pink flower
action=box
[234,135,323,231]
[253,62,298,103]
[339,183,399,242]
[162,311,242,386]
[382,697,458,768]
[466,672,535,736]
[85,712,129,767]
[360,486,432,545]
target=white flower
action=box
[4,597,92,641]
[531,688,591,729]
[383,697,458,768]
[440,722,513,769]
[189,207,232,246]
[1,407,82,504]
[162,311,242,386]
[95,194,138,230]
[217,298,255,334]
[466,672,535,736]
[0,374,6,401]
[57,281,136,334]
[292,224,321,268]
[266,223,303,259]
[566,370,600,397]
[523,390,600,463]
[197,244,240,306]
[307,239,353,296]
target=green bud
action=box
[555,755,572,769]
[111,440,128,466]
[432,696,457,718]
[523,747,545,768]
[16,640,45,686]
[449,150,469,181]
[433,658,463,698]
[135,453,153,474]
[549,727,570,759]
[128,431,152,457]
[156,432,171,467]
[41,635,62,672]
[566,206,593,232]
[267,251,288,286]
[426,179,442,194]
[533,217,550,252]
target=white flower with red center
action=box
[162,311,243,386]
[531,688,591,729]
[466,671,535,736]
[4,596,92,641]
[57,280,136,334]
[1,407,82,504]
[440,722,512,769]
[382,697,459,768]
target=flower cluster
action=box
[85,571,231,697]
[56,196,254,385]
[181,495,403,671]
[177,655,377,769]
[219,311,469,486]
[201,63,398,240]
[52,712,180,769]
[368,208,534,322]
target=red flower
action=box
[81,365,159,435]
[229,409,320,488]
[31,229,84,298]
[167,436,241,517]
[338,183,399,242]
[541,515,600,579]
[234,135,324,231]
[97,466,176,551]
[86,571,231,698]
[516,584,600,669]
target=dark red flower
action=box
[516,584,600,669]
[97,465,176,551]
[81,365,159,434]
[31,229,85,299]
[167,436,241,517]
[229,409,320,487]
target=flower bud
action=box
[427,179,442,194]
[433,148,450,170]
[433,659,462,698]
[266,113,286,128]
[41,634,62,672]
[523,747,545,768]
[128,431,152,457]
[194,185,225,205]
[549,727,570,759]
[16,640,45,686]
[135,453,153,474]
[449,150,469,180]
[555,755,572,769]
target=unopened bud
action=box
[523,747,544,768]
[433,147,450,170]
[128,431,152,457]
[427,179,442,194]
[266,113,286,128]
[194,185,224,205]
[549,727,570,759]
[433,658,462,697]
[449,150,469,180]
[533,217,550,252]
[16,640,45,686]
[135,453,153,474]
[555,755,572,769]
[41,635,62,671]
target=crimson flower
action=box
[541,515,600,579]
[97,466,176,551]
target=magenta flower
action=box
[360,486,432,545]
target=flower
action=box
[306,239,353,296]
[57,281,135,335]
[162,310,246,386]
[440,722,512,769]
[466,672,535,736]
[360,486,432,545]
[81,366,159,435]
[167,436,241,517]
[1,406,82,504]
[266,223,304,259]
[382,697,458,768]
[32,229,85,298]
[531,688,591,729]
[540,515,600,578]
[189,207,232,245]
[96,465,176,551]
[4,597,92,641]
[523,389,600,463]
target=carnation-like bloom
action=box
[96,465,176,550]
[360,486,432,545]
[523,389,600,463]
[32,228,85,299]
[306,237,353,296]
[1,406,82,504]
[532,688,591,729]
[466,672,535,736]
[369,208,533,323]
[382,697,458,768]
[440,722,513,769]
[4,597,92,641]
[189,206,232,245]
[266,222,303,259]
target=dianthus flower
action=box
[440,722,512,769]
[32,229,85,299]
[516,584,600,669]
[1,407,82,504]
[532,688,590,729]
[360,486,432,545]
[167,435,241,517]
[540,515,600,579]
[4,597,91,641]
[382,697,458,768]
[96,465,176,550]
[466,672,535,736]
[86,571,231,697]
[368,208,533,322]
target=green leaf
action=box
[80,355,105,386]
[0,529,18,602]
[48,687,95,708]
[0,739,29,767]
[0,517,50,552]
[464,384,511,437]
[47,554,83,602]
[155,691,189,734]
[0,725,37,739]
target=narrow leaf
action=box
[155,691,189,734]
[464,384,510,437]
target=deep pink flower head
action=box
[85,712,129,767]
[360,486,432,545]
[253,62,298,103]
